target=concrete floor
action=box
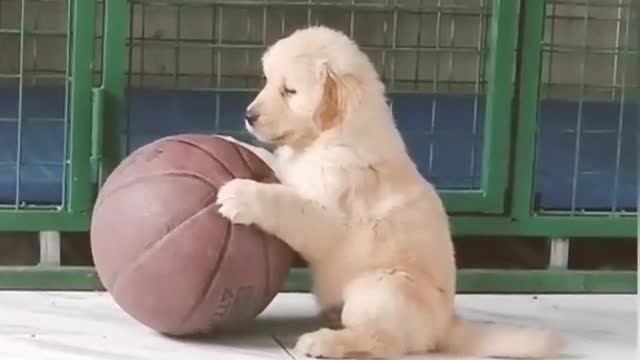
[0,292,635,360]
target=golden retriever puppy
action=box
[216,26,565,359]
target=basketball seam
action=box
[104,137,269,333]
[165,138,255,329]
[167,138,240,180]
[95,171,218,208]
[230,142,272,316]
[99,173,218,288]
[179,220,233,330]
[109,195,219,308]
[173,137,273,317]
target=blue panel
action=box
[536,100,637,211]
[391,94,484,189]
[0,85,636,212]
[22,86,67,120]
[0,120,17,204]
[19,118,65,204]
[0,86,66,205]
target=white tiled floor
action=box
[0,292,635,360]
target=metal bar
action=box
[568,6,590,213]
[450,214,636,238]
[38,231,61,266]
[214,7,223,130]
[140,3,147,87]
[412,0,424,93]
[127,0,492,14]
[174,4,182,88]
[546,1,556,90]
[427,0,442,176]
[389,0,398,89]
[67,0,97,213]
[440,190,489,213]
[52,81,495,95]
[125,39,488,53]
[0,210,91,231]
[610,4,631,212]
[90,87,104,185]
[0,267,633,294]
[539,45,638,55]
[446,3,455,93]
[61,0,74,210]
[126,1,136,153]
[348,0,355,37]
[478,0,518,213]
[100,0,129,184]
[209,3,218,89]
[13,0,26,209]
[611,0,623,100]
[511,0,546,219]
[285,268,636,294]
[469,0,487,188]
[0,266,102,290]
[0,209,633,236]
[0,29,69,36]
[548,237,570,269]
[244,5,252,89]
[279,6,285,34]
[380,5,389,81]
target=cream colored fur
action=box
[216,26,565,359]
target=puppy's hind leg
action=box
[294,270,449,359]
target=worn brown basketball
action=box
[90,134,293,336]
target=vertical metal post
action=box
[100,0,130,186]
[479,0,519,213]
[68,0,97,213]
[510,0,546,219]
[548,237,570,269]
[14,0,25,209]
[39,231,61,266]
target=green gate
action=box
[0,0,636,293]
[0,0,96,230]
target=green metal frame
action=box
[0,267,633,294]
[450,0,637,239]
[439,0,516,214]
[95,0,519,215]
[0,0,97,232]
[94,0,129,188]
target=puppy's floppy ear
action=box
[314,59,343,131]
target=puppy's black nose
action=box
[244,111,258,125]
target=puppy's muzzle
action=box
[244,110,259,126]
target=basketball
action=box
[90,134,293,336]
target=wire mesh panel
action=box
[535,0,638,214]
[123,0,494,190]
[0,0,71,209]
[0,0,96,231]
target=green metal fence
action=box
[0,0,636,293]
[0,0,96,230]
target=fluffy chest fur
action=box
[274,142,457,308]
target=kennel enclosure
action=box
[0,0,636,292]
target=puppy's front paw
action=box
[295,328,347,359]
[216,178,261,225]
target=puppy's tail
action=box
[438,318,566,359]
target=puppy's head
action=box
[244,26,383,148]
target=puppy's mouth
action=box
[245,120,292,145]
[270,131,293,144]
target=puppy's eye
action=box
[283,87,297,96]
